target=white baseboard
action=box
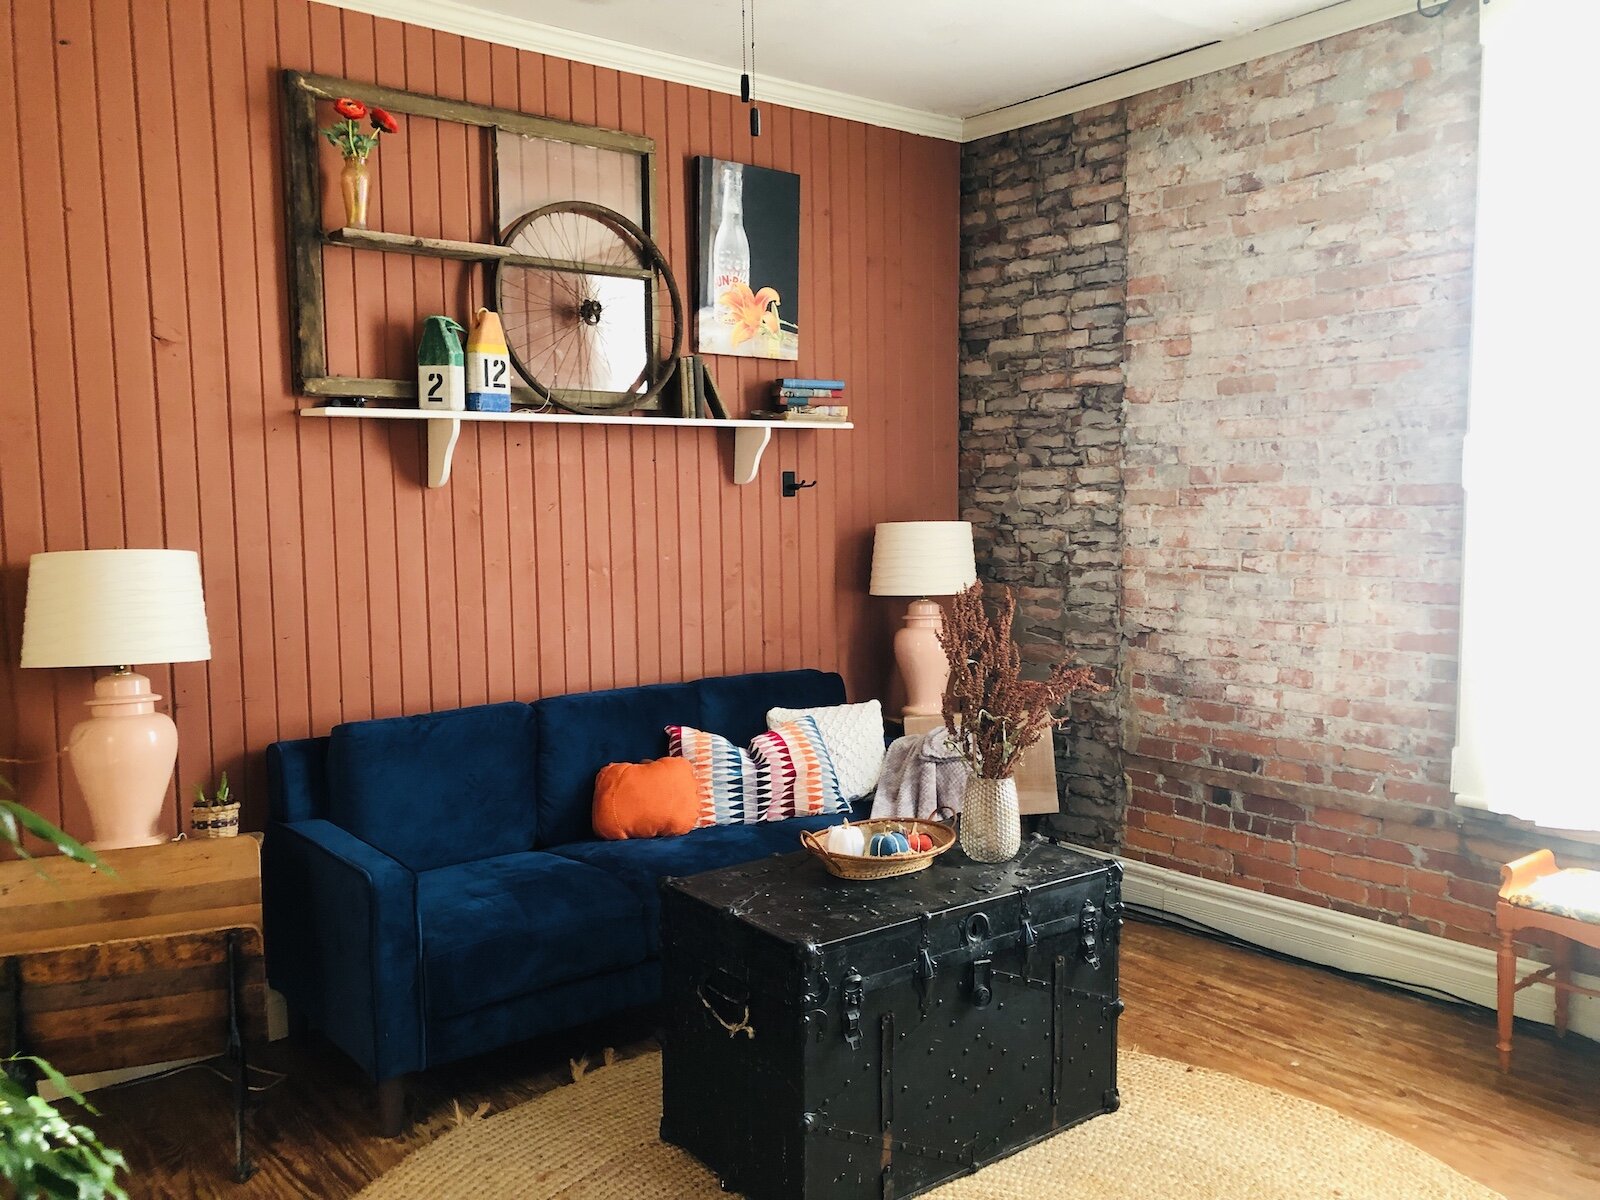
[1079,847,1600,1043]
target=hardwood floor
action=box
[87,919,1599,1200]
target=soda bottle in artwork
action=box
[711,162,751,325]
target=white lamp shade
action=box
[869,522,977,597]
[20,549,211,668]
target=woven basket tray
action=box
[799,818,956,880]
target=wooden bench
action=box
[0,837,267,1180]
[1496,850,1600,1072]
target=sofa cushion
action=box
[417,852,650,1018]
[552,823,782,950]
[593,757,699,840]
[552,811,858,950]
[767,699,887,801]
[750,717,849,820]
[695,670,846,749]
[751,809,857,854]
[327,702,537,872]
[531,682,702,848]
[666,724,769,827]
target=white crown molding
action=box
[313,0,966,141]
[961,0,1419,141]
[316,1,1437,144]
[1077,845,1600,1043]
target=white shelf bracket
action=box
[732,425,772,486]
[426,417,462,487]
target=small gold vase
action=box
[340,155,371,229]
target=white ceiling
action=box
[458,0,1342,119]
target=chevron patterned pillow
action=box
[750,716,850,821]
[666,724,770,827]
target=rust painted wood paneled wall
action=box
[0,0,960,839]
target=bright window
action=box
[1451,0,1600,832]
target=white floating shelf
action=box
[297,406,852,488]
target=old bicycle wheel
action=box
[494,200,683,414]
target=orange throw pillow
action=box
[593,757,700,840]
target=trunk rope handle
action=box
[696,981,756,1039]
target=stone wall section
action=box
[959,105,1128,846]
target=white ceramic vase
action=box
[960,775,1021,862]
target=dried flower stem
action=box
[936,582,1106,780]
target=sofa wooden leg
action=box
[1496,929,1516,1073]
[377,1077,407,1138]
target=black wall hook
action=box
[782,470,816,499]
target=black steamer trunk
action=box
[659,838,1124,1200]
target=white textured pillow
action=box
[767,700,885,801]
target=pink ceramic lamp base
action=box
[894,598,950,720]
[67,670,177,850]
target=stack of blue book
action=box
[766,377,848,422]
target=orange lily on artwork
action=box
[719,282,782,349]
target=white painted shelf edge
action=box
[297,406,852,488]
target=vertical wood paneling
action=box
[0,0,57,840]
[0,0,958,838]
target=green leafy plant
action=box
[192,771,231,810]
[1,1058,128,1200]
[1,773,127,1199]
[0,790,103,873]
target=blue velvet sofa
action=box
[263,669,856,1121]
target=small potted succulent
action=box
[190,772,240,839]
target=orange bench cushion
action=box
[1507,868,1600,924]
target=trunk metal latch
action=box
[970,958,993,1008]
[842,967,864,1049]
[1079,900,1102,969]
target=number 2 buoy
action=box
[417,315,465,411]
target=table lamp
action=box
[870,522,977,719]
[20,549,211,849]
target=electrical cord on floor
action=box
[1122,901,1497,1015]
[94,1059,289,1095]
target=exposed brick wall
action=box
[961,6,1600,953]
[959,106,1128,846]
[1120,7,1490,942]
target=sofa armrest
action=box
[264,819,424,1081]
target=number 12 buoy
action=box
[466,307,512,413]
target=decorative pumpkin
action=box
[826,822,866,857]
[868,831,912,857]
[907,832,933,853]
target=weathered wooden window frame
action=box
[281,69,660,406]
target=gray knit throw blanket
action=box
[869,730,970,822]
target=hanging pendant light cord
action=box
[739,0,762,136]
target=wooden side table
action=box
[0,836,267,1181]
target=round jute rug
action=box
[359,1048,1501,1200]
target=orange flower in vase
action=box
[320,98,401,230]
[718,282,782,353]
